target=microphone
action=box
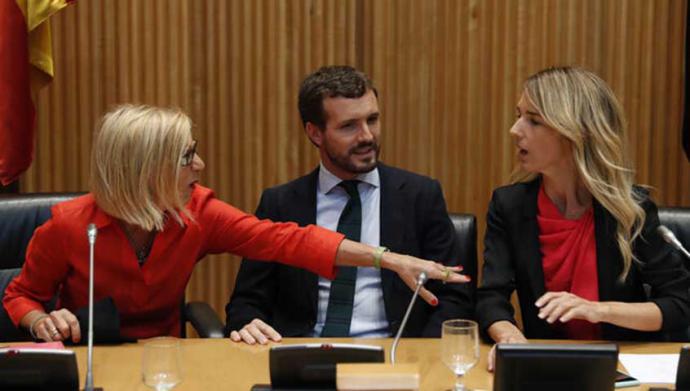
[657,225,690,260]
[390,272,428,364]
[84,224,103,391]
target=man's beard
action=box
[325,141,380,174]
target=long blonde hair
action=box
[90,104,193,231]
[513,66,645,279]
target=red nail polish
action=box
[431,298,439,306]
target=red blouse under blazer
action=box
[3,185,344,339]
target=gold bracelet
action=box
[372,246,389,269]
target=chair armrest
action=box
[185,301,225,338]
[0,268,32,342]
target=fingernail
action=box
[431,298,439,306]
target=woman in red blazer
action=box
[3,104,467,342]
[477,67,690,370]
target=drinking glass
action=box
[441,319,479,391]
[142,337,183,391]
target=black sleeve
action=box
[634,197,690,332]
[476,190,518,336]
[420,180,475,337]
[224,190,279,335]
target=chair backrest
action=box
[0,193,82,341]
[0,193,83,269]
[448,213,478,290]
[658,207,690,254]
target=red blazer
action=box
[3,185,343,339]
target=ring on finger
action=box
[442,267,450,283]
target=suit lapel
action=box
[519,180,547,299]
[593,201,619,302]
[288,168,320,315]
[379,164,405,253]
[378,164,405,325]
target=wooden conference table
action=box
[67,338,684,390]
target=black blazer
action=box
[476,178,690,341]
[225,163,474,337]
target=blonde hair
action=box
[512,66,645,279]
[90,104,193,231]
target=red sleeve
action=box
[2,217,70,326]
[199,197,343,279]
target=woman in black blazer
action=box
[476,67,690,370]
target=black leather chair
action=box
[449,213,478,297]
[659,207,690,262]
[0,192,224,341]
[658,207,690,341]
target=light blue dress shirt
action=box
[311,164,391,338]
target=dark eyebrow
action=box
[525,110,542,118]
[335,119,357,128]
[334,112,380,128]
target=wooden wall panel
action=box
[21,0,689,332]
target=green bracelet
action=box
[28,314,49,340]
[372,246,389,269]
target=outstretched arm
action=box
[335,239,469,305]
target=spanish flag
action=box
[0,0,74,186]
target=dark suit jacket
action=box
[477,178,690,341]
[225,163,474,337]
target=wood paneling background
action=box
[21,0,689,332]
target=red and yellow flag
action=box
[0,0,74,185]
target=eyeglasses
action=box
[181,140,198,167]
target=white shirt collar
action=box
[318,163,380,195]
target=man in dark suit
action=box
[225,65,473,343]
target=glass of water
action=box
[142,336,183,391]
[441,319,479,391]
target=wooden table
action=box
[66,338,684,390]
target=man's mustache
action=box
[349,142,379,155]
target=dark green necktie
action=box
[321,180,361,337]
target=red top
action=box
[537,185,601,340]
[3,185,344,339]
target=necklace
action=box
[120,223,156,265]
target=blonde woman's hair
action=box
[512,66,645,279]
[90,104,193,231]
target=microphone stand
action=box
[390,272,427,364]
[84,223,103,391]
